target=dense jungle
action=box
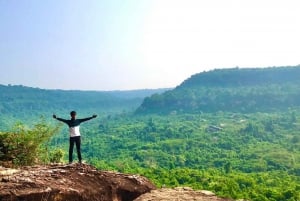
[1,66,300,201]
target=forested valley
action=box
[1,66,300,201]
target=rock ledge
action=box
[0,163,155,201]
[1,164,235,201]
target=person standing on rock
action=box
[53,111,97,164]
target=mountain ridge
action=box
[136,66,300,114]
[179,66,300,88]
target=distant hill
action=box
[179,66,300,88]
[0,85,169,127]
[136,66,300,114]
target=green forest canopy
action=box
[136,66,300,114]
[1,66,300,200]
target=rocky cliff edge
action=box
[0,164,234,201]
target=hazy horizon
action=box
[0,82,174,91]
[1,0,299,90]
[2,65,300,91]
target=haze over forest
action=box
[1,1,300,200]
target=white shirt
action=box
[69,126,80,137]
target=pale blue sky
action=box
[1,0,299,90]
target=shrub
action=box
[0,119,60,167]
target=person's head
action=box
[70,111,76,119]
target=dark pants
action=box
[69,136,81,163]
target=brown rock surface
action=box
[0,164,235,201]
[0,163,155,201]
[134,187,233,201]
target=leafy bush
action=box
[0,119,60,167]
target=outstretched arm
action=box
[79,114,97,123]
[53,114,68,123]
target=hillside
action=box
[179,66,300,88]
[136,66,300,114]
[0,85,168,129]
